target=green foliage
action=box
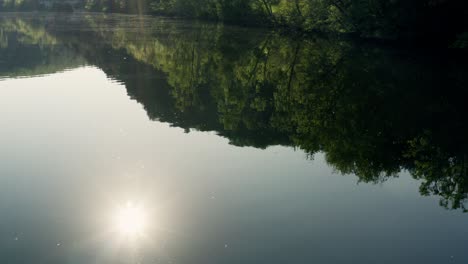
[2,0,466,45]
[2,15,468,210]
[143,0,468,45]
[83,0,149,13]
[148,0,270,24]
[85,15,467,209]
[0,17,86,77]
[0,0,40,11]
[406,133,468,211]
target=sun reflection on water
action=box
[113,201,147,239]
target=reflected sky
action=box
[1,11,468,264]
[0,66,467,264]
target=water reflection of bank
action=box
[1,13,467,211]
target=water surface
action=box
[0,12,467,264]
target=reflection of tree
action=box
[405,131,468,211]
[0,17,86,78]
[87,18,468,210]
[2,15,468,211]
[1,18,58,46]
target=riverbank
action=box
[2,0,467,48]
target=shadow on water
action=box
[1,13,468,211]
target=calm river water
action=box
[0,12,467,264]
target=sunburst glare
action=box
[113,201,147,238]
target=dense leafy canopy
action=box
[1,15,467,210]
[1,0,467,46]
